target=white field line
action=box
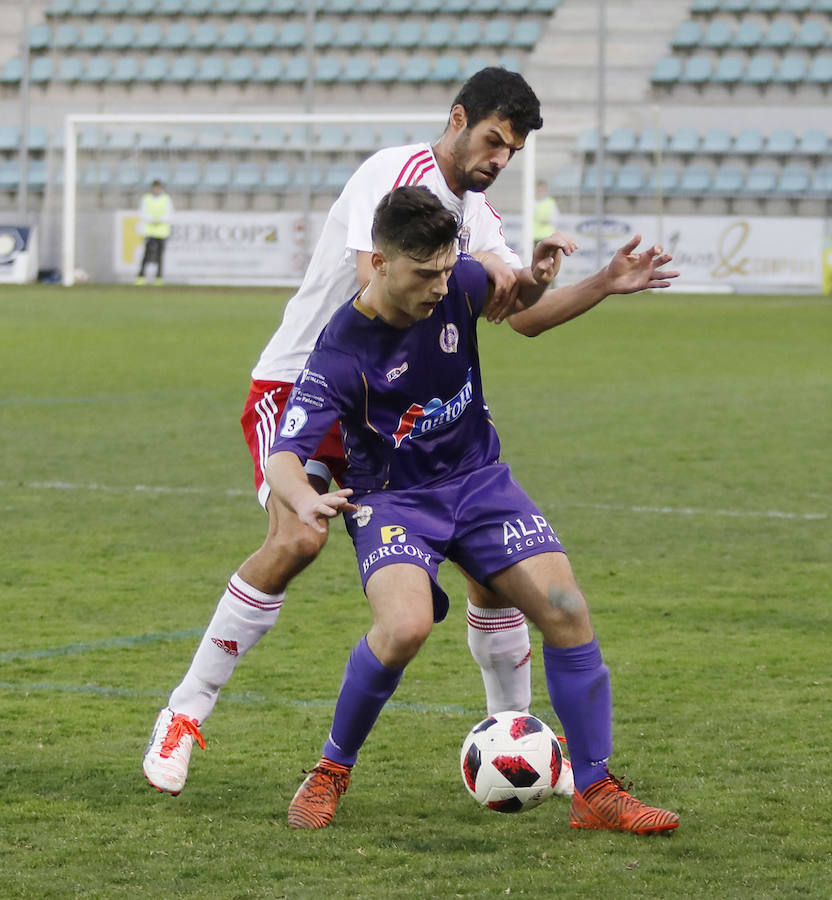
[1,480,827,521]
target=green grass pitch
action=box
[1,283,830,898]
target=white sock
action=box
[168,573,284,724]
[466,600,532,716]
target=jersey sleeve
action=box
[467,199,523,269]
[454,254,490,319]
[269,346,355,463]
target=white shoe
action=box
[554,756,575,797]
[143,707,205,795]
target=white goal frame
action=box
[62,111,537,287]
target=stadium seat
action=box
[462,55,492,80]
[323,162,354,192]
[713,54,746,84]
[774,165,810,194]
[214,0,241,13]
[110,56,140,84]
[765,128,797,154]
[0,125,18,150]
[77,23,107,50]
[225,57,255,82]
[313,22,337,48]
[348,123,377,149]
[53,23,79,49]
[115,163,144,190]
[669,128,701,155]
[161,23,192,50]
[415,0,444,11]
[45,0,74,16]
[27,126,48,151]
[241,0,270,13]
[796,128,829,154]
[794,20,827,49]
[29,57,53,83]
[28,24,52,51]
[680,55,713,84]
[75,0,100,16]
[219,23,250,50]
[400,56,432,83]
[293,164,324,192]
[702,20,734,50]
[808,165,832,195]
[732,20,763,49]
[107,23,135,50]
[710,165,745,194]
[157,0,186,14]
[392,21,423,49]
[672,21,702,51]
[0,58,23,85]
[582,166,614,193]
[333,21,364,49]
[450,21,482,48]
[195,56,226,82]
[606,127,636,155]
[749,0,780,11]
[132,0,157,14]
[137,56,169,83]
[702,128,733,154]
[356,0,385,12]
[168,57,198,83]
[135,23,163,50]
[481,20,512,48]
[102,0,130,11]
[745,165,777,193]
[783,0,812,12]
[472,0,501,10]
[193,23,220,50]
[170,162,202,191]
[386,0,415,12]
[195,125,224,149]
[651,56,682,85]
[55,57,83,82]
[315,56,342,83]
[26,160,48,191]
[263,162,291,191]
[510,21,542,49]
[80,56,111,84]
[252,22,280,49]
[282,57,309,84]
[80,162,113,190]
[341,56,372,83]
[690,0,720,13]
[231,162,262,191]
[185,0,213,13]
[807,54,832,84]
[252,56,282,82]
[257,125,283,148]
[734,128,764,154]
[409,123,440,143]
[423,21,453,49]
[723,0,751,12]
[761,19,795,49]
[226,125,255,149]
[430,56,462,82]
[369,56,401,82]
[644,164,681,194]
[378,124,408,147]
[366,22,394,48]
[676,165,712,194]
[202,162,232,191]
[107,129,136,151]
[635,127,666,154]
[137,132,168,151]
[611,165,645,193]
[743,55,776,85]
[775,54,809,84]
[814,0,832,12]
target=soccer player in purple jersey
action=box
[268,186,680,835]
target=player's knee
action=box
[272,524,327,566]
[541,585,589,632]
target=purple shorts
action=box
[344,463,566,622]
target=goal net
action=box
[61,111,537,286]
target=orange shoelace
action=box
[160,715,206,758]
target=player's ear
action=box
[370,249,388,275]
[448,105,468,133]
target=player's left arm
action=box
[507,233,679,338]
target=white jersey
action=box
[251,143,522,384]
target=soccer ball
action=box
[460,711,563,813]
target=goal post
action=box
[61,111,537,287]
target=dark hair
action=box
[372,186,459,260]
[450,67,542,135]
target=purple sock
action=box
[323,636,403,767]
[543,637,613,793]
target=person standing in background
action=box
[533,178,560,262]
[136,180,173,286]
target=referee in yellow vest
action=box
[532,178,560,261]
[135,180,173,285]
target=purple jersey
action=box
[271,254,501,492]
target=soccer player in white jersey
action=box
[143,67,678,796]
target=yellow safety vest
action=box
[142,193,172,239]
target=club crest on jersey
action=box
[391,370,473,448]
[352,505,373,527]
[386,361,408,382]
[439,324,459,354]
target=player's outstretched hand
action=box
[299,488,356,534]
[605,234,680,294]
[530,231,579,286]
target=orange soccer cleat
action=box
[287,758,352,830]
[569,774,679,834]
